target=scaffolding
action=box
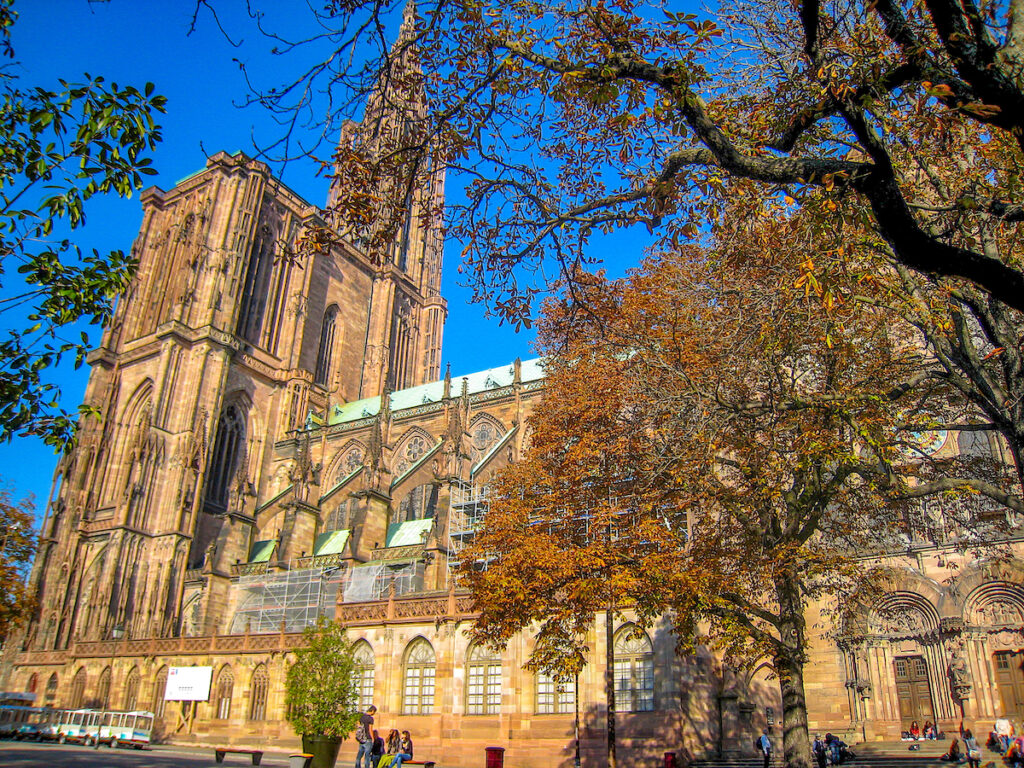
[229,566,344,634]
[448,480,488,577]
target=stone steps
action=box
[690,740,1003,768]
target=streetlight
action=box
[94,624,124,750]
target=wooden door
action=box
[893,655,934,727]
[994,650,1024,719]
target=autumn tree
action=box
[207,0,1024,493]
[211,0,1020,324]
[713,96,1024,510]
[461,241,1015,768]
[0,483,35,644]
[0,0,165,449]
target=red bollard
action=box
[485,746,506,768]
[664,752,678,768]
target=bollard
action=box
[485,746,506,768]
[664,751,678,768]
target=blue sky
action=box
[0,1,647,511]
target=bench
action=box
[403,761,436,768]
[214,747,264,765]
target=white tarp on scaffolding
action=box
[343,563,385,603]
[341,561,425,603]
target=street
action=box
[0,742,296,768]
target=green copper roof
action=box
[329,358,544,426]
[385,519,433,547]
[248,540,276,563]
[313,529,350,556]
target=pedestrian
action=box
[354,704,377,768]
[393,730,415,768]
[826,733,841,765]
[370,729,385,768]
[812,734,828,768]
[757,729,772,768]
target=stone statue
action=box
[204,541,217,571]
[948,643,972,699]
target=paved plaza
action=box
[0,741,296,768]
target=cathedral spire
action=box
[401,0,417,35]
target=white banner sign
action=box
[165,666,213,701]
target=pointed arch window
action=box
[325,499,349,531]
[97,666,112,709]
[45,673,58,707]
[394,433,429,477]
[466,643,501,715]
[314,306,338,386]
[248,664,269,721]
[402,638,435,715]
[206,404,246,510]
[613,625,654,712]
[469,418,503,465]
[397,483,439,523]
[70,668,87,709]
[238,224,276,345]
[152,666,168,718]
[344,446,364,474]
[353,641,375,710]
[27,673,38,694]
[214,666,234,720]
[123,666,140,711]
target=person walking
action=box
[757,730,772,768]
[812,734,828,768]
[354,705,377,768]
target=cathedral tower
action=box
[24,44,447,645]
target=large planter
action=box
[302,734,343,768]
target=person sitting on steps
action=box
[941,737,963,762]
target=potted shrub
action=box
[285,617,362,768]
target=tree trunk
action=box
[774,575,811,768]
[606,606,617,768]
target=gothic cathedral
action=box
[3,14,1024,768]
